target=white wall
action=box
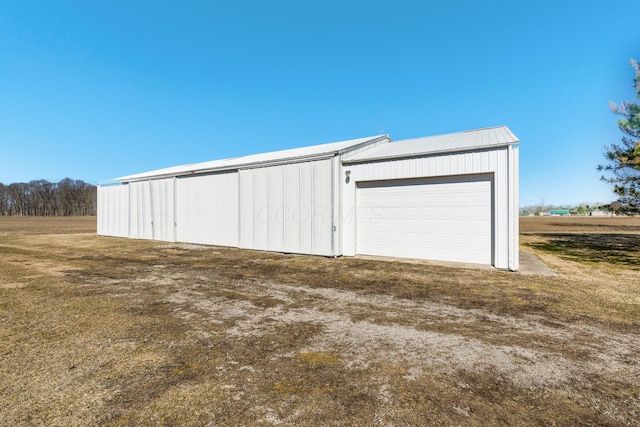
[128,181,151,240]
[150,178,176,242]
[508,144,519,270]
[342,146,519,270]
[126,179,176,241]
[176,172,238,247]
[239,160,334,256]
[99,159,337,255]
[98,180,175,242]
[97,184,129,237]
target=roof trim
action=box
[343,126,519,165]
[337,134,390,155]
[342,142,513,165]
[116,135,390,183]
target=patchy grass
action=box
[0,216,639,426]
[295,351,340,367]
[0,215,96,236]
[527,233,639,268]
[521,217,640,269]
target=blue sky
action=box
[1,0,639,206]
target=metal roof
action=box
[118,135,389,182]
[343,126,519,164]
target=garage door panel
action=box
[357,175,493,265]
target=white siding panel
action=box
[97,184,129,237]
[509,144,520,270]
[252,168,269,250]
[268,167,285,252]
[150,178,176,242]
[129,181,152,240]
[176,172,238,247]
[126,179,175,241]
[283,163,301,251]
[298,162,313,255]
[239,171,254,249]
[96,187,104,235]
[240,167,269,251]
[239,159,334,256]
[494,164,506,267]
[311,160,333,255]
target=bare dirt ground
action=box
[0,215,639,426]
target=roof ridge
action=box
[393,126,507,143]
[343,126,518,164]
[115,135,385,182]
[462,125,506,133]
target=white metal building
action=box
[98,126,519,270]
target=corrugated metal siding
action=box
[283,163,301,251]
[296,162,313,254]
[345,150,498,181]
[127,179,176,241]
[238,170,254,249]
[311,160,333,255]
[176,172,238,246]
[150,179,176,242]
[268,166,285,252]
[97,184,129,237]
[128,181,152,240]
[239,159,334,256]
[509,144,519,270]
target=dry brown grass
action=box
[0,215,639,426]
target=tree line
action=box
[0,178,97,216]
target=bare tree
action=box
[0,179,97,216]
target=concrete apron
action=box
[354,252,556,276]
[518,251,556,276]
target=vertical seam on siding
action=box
[283,166,286,252]
[147,180,153,240]
[506,146,511,269]
[330,157,335,256]
[237,172,241,248]
[173,177,177,242]
[311,163,315,254]
[127,184,131,238]
[266,168,269,250]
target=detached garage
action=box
[98,126,519,270]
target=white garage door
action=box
[356,174,493,265]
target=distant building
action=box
[549,209,570,216]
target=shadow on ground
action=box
[524,233,640,268]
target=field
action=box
[1,216,639,426]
